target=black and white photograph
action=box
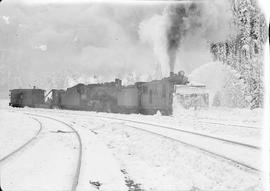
[0,0,269,190]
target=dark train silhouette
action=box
[9,72,209,115]
[9,88,45,108]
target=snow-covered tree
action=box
[210,0,267,109]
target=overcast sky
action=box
[0,1,168,91]
[0,0,240,95]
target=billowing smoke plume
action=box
[139,0,235,77]
[166,5,187,73]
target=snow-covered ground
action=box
[0,111,40,162]
[1,117,79,191]
[84,121,261,191]
[24,106,262,148]
[0,101,265,191]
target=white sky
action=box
[0,0,268,93]
[7,0,202,5]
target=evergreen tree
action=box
[210,0,267,109]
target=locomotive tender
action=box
[9,71,209,115]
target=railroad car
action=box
[9,88,45,108]
[9,72,209,116]
[58,79,122,112]
[60,83,84,110]
[117,83,141,114]
[47,71,207,115]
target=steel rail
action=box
[30,109,261,130]
[25,113,82,191]
[123,123,260,173]
[0,117,42,163]
[28,109,260,149]
[197,120,261,129]
[88,115,261,150]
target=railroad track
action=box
[18,109,261,173]
[124,123,260,172]
[25,108,261,148]
[84,115,261,173]
[24,113,82,191]
[0,117,42,164]
[26,108,260,130]
[196,120,261,130]
[87,115,260,149]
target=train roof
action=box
[140,76,188,86]
[10,89,45,92]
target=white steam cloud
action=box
[138,0,236,76]
[138,13,169,77]
[0,0,236,97]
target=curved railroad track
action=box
[26,108,261,149]
[85,115,261,173]
[29,108,260,130]
[24,113,82,191]
[0,117,42,164]
[87,114,260,149]
[124,123,260,173]
[20,109,261,173]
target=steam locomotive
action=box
[9,72,209,115]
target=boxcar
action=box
[9,88,45,108]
